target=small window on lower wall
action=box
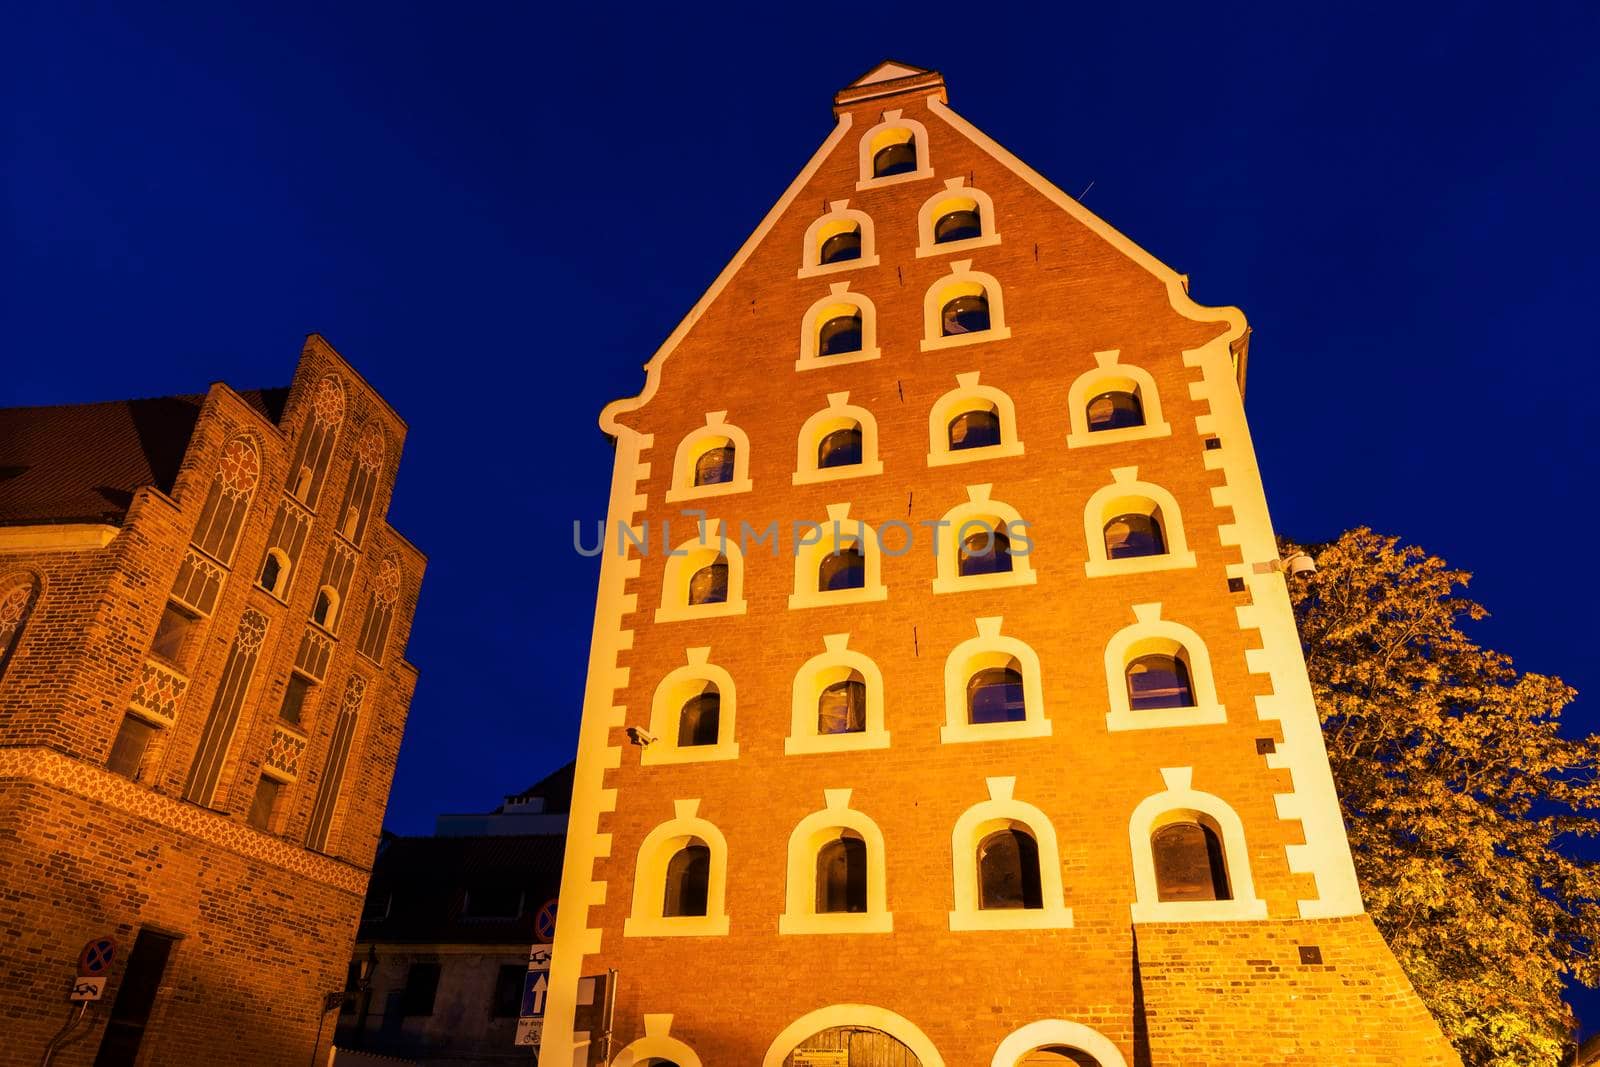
[949,777,1072,931]
[247,775,282,832]
[780,789,892,935]
[1151,820,1230,902]
[624,800,730,937]
[1128,768,1267,923]
[107,715,158,782]
[401,962,441,1016]
[978,826,1044,910]
[491,964,524,1018]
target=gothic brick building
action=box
[0,335,424,1065]
[541,62,1459,1066]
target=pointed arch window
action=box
[184,609,269,805]
[191,436,260,566]
[337,422,385,545]
[288,376,345,509]
[356,555,403,664]
[978,826,1044,910]
[0,576,39,682]
[306,675,366,853]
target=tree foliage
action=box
[1287,527,1598,1066]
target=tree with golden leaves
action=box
[1286,527,1597,1066]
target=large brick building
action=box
[541,62,1460,1066]
[0,335,424,1065]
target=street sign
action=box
[533,899,558,942]
[514,1017,542,1047]
[528,943,552,970]
[77,937,116,977]
[70,977,106,1002]
[521,971,549,1018]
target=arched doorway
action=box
[783,1025,922,1066]
[991,1020,1128,1067]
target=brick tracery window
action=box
[337,422,385,545]
[306,674,366,852]
[183,608,269,805]
[287,375,345,509]
[356,554,402,663]
[0,575,39,681]
[191,435,260,566]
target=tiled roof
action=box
[357,833,566,945]
[0,388,287,527]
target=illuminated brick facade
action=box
[543,63,1458,1066]
[0,335,423,1065]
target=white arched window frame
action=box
[623,799,731,938]
[763,1005,944,1067]
[611,1015,703,1067]
[949,776,1073,931]
[927,372,1025,468]
[991,1020,1131,1067]
[665,411,753,503]
[796,283,881,372]
[854,109,934,190]
[1128,767,1268,923]
[786,633,890,755]
[1083,466,1198,578]
[916,177,1001,258]
[1104,603,1227,731]
[793,391,885,486]
[921,260,1012,353]
[779,788,893,935]
[789,503,889,610]
[654,519,748,623]
[942,617,1050,744]
[1065,350,1173,448]
[931,484,1038,594]
[643,647,739,766]
[799,201,880,278]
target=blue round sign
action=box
[534,899,558,942]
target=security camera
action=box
[1284,552,1316,578]
[625,726,657,747]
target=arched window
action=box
[356,554,403,664]
[337,422,385,546]
[312,586,340,630]
[948,405,1001,451]
[817,426,863,469]
[1127,653,1195,711]
[687,558,729,606]
[923,266,1011,352]
[662,842,711,918]
[936,204,983,244]
[1151,821,1230,902]
[873,134,917,178]
[968,662,1025,724]
[191,436,260,566]
[815,832,868,914]
[287,376,345,509]
[1104,513,1166,559]
[978,826,1043,910]
[693,445,735,487]
[819,226,861,264]
[260,548,290,598]
[818,310,864,357]
[817,671,866,735]
[678,688,721,748]
[959,527,1012,577]
[817,543,865,592]
[0,576,39,681]
[1088,389,1144,432]
[941,291,991,336]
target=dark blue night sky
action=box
[7,0,1600,1028]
